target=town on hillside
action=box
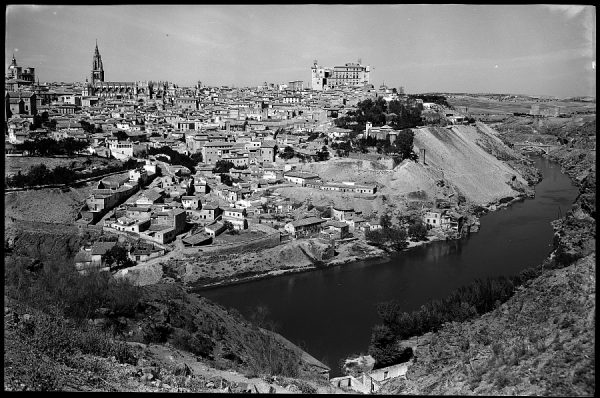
[5,45,497,277]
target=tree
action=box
[365,229,383,247]
[28,164,50,186]
[50,166,77,184]
[280,146,295,160]
[63,137,89,156]
[385,227,408,251]
[380,213,392,230]
[103,245,135,271]
[408,222,428,241]
[190,152,203,163]
[316,146,330,162]
[148,146,196,173]
[391,129,417,161]
[213,160,235,174]
[29,114,43,130]
[220,173,233,186]
[368,324,405,369]
[223,220,235,231]
[113,130,129,141]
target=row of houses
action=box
[282,170,377,194]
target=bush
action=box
[5,259,141,321]
[13,302,138,366]
[369,267,544,346]
[245,332,300,377]
[408,222,428,241]
[170,329,215,358]
[368,324,413,369]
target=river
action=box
[198,157,578,376]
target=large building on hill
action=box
[311,60,370,91]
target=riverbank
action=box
[376,116,596,395]
[190,215,498,292]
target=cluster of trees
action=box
[15,137,90,157]
[6,158,144,188]
[146,146,198,173]
[6,164,77,187]
[358,129,417,161]
[334,97,389,133]
[367,265,543,368]
[365,213,428,252]
[365,214,409,252]
[399,214,429,241]
[387,100,423,130]
[212,160,242,187]
[329,97,420,162]
[212,160,236,174]
[330,141,354,157]
[29,112,57,131]
[316,145,330,161]
[279,146,296,160]
[79,120,104,135]
[334,96,426,133]
[103,245,136,271]
[278,145,329,162]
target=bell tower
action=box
[91,40,104,84]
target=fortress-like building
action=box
[83,41,166,100]
[310,59,370,91]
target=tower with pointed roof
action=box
[7,54,19,79]
[91,40,104,84]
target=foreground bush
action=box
[10,300,138,366]
[5,256,141,321]
[368,264,548,368]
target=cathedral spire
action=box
[91,40,104,84]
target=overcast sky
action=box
[5,4,596,97]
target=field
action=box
[4,183,95,224]
[5,155,122,177]
[447,95,596,115]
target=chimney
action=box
[420,148,426,165]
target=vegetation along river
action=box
[199,157,578,377]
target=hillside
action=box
[293,123,530,209]
[3,273,336,392]
[375,114,596,396]
[5,184,94,224]
[411,124,530,204]
[379,253,595,396]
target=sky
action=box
[5,4,596,97]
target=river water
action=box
[198,157,578,376]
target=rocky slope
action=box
[380,253,595,396]
[377,114,596,396]
[3,279,336,393]
[296,122,533,210]
[3,294,336,393]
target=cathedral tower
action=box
[91,40,104,84]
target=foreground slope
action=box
[380,253,595,396]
